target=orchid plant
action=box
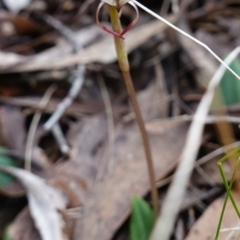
[95,0,159,218]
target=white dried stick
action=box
[150,47,240,240]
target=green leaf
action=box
[220,58,240,105]
[0,147,18,187]
[130,196,154,240]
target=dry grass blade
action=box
[150,46,240,240]
[25,85,57,171]
[132,0,240,82]
[0,165,68,240]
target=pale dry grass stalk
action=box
[150,47,240,240]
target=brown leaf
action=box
[74,121,188,240]
[185,192,240,240]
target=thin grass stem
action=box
[215,154,240,239]
[215,194,229,240]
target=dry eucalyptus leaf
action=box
[185,192,240,240]
[0,166,68,240]
[74,121,188,240]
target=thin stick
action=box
[42,15,85,132]
[52,123,70,155]
[43,65,85,131]
[108,5,158,217]
[132,0,240,82]
[148,115,240,124]
[25,85,57,172]
[150,46,240,240]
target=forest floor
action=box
[0,0,240,239]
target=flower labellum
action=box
[96,0,139,39]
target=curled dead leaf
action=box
[0,166,68,240]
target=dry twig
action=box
[150,47,240,240]
[41,15,86,154]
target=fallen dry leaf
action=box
[6,114,109,240]
[0,17,175,72]
[185,192,240,240]
[74,121,188,240]
[0,166,68,240]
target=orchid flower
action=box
[96,0,139,39]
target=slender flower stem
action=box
[108,5,159,217]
